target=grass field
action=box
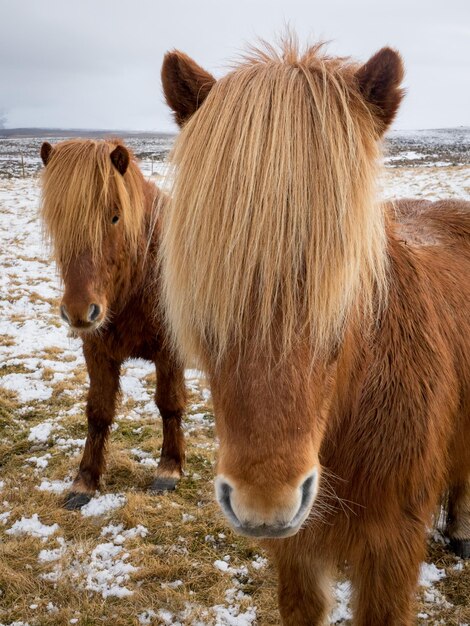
[0,165,469,625]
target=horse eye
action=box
[111,215,119,224]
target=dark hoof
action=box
[149,476,178,493]
[64,491,92,510]
[449,538,470,559]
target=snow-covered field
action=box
[0,152,469,625]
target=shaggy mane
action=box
[41,139,146,266]
[162,38,389,365]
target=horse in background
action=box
[40,139,186,509]
[160,39,470,624]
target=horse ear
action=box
[110,144,129,176]
[40,142,53,166]
[356,47,405,134]
[161,50,216,127]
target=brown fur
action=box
[161,37,470,624]
[40,139,187,506]
[161,51,216,126]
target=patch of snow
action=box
[37,478,72,493]
[101,523,148,544]
[139,457,159,467]
[38,538,66,562]
[41,565,62,582]
[80,493,126,517]
[138,610,157,625]
[2,373,53,402]
[27,420,54,442]
[212,603,257,626]
[55,436,86,454]
[251,555,268,571]
[6,513,58,541]
[419,563,446,587]
[157,609,179,625]
[161,579,183,589]
[26,453,51,469]
[82,541,137,598]
[214,559,230,573]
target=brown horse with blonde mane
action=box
[40,139,186,509]
[160,38,470,624]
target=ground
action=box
[0,157,469,625]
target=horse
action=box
[40,138,187,509]
[160,39,470,624]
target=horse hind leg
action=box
[150,355,186,493]
[446,478,470,559]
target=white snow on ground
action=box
[28,420,54,442]
[381,165,470,202]
[385,150,430,162]
[26,453,51,468]
[6,513,58,541]
[80,493,126,517]
[38,537,66,562]
[81,541,138,598]
[419,562,446,587]
[37,478,73,493]
[34,525,150,598]
[0,511,11,525]
[138,610,158,625]
[101,522,149,543]
[72,524,150,598]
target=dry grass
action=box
[1,367,469,625]
[0,376,281,626]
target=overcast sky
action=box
[1,0,469,132]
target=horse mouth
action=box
[68,319,104,335]
[230,521,304,539]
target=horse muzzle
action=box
[215,468,318,539]
[60,301,105,332]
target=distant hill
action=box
[0,128,176,139]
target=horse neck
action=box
[133,180,163,289]
[110,180,160,311]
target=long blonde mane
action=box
[41,139,146,266]
[162,39,389,365]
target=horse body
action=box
[161,38,470,624]
[40,139,186,508]
[265,198,470,623]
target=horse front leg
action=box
[351,523,425,626]
[270,542,333,626]
[447,477,470,558]
[64,347,121,509]
[150,353,186,492]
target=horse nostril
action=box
[299,470,318,510]
[88,303,101,322]
[60,305,71,324]
[218,480,233,510]
[215,478,241,527]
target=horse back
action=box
[386,198,470,484]
[319,198,470,538]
